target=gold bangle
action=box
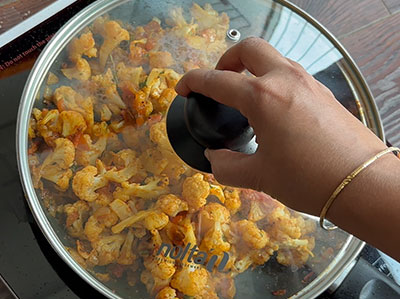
[320,146,400,230]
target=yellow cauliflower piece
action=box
[112,210,168,234]
[209,184,225,203]
[109,199,133,220]
[91,68,127,114]
[40,138,75,190]
[276,237,315,267]
[198,202,230,235]
[61,57,91,81]
[140,147,168,176]
[116,62,143,89]
[200,221,230,255]
[99,21,129,68]
[113,175,169,201]
[156,287,178,299]
[91,234,125,266]
[117,229,136,265]
[75,134,107,166]
[223,188,241,215]
[54,86,94,128]
[33,108,62,146]
[232,220,269,250]
[67,31,97,62]
[104,149,141,183]
[171,266,209,297]
[182,173,210,211]
[72,163,108,201]
[59,110,87,137]
[145,256,176,280]
[165,215,197,247]
[155,194,188,217]
[63,200,90,238]
[84,214,104,242]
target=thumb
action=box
[205,148,256,188]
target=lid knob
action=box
[166,92,257,172]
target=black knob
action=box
[166,92,257,173]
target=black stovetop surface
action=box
[0,1,394,298]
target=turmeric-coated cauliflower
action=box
[182,173,210,211]
[98,21,129,68]
[39,138,75,190]
[155,194,188,217]
[149,51,175,69]
[113,175,169,201]
[61,57,92,81]
[32,109,62,146]
[91,234,125,266]
[223,188,241,215]
[117,229,136,265]
[104,149,141,183]
[63,200,90,238]
[155,286,178,299]
[72,162,108,201]
[232,220,270,250]
[171,266,209,297]
[67,31,97,62]
[112,210,168,234]
[53,86,94,128]
[60,110,87,137]
[75,134,107,166]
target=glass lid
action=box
[20,0,380,298]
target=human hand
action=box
[175,37,387,216]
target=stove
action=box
[0,1,398,298]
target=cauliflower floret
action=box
[132,88,153,125]
[54,86,94,128]
[155,194,188,217]
[266,205,302,240]
[144,255,176,280]
[149,121,170,150]
[165,214,196,247]
[104,149,141,183]
[33,109,62,146]
[62,32,97,81]
[200,220,230,255]
[59,110,87,137]
[84,214,104,242]
[61,57,91,81]
[152,88,176,114]
[116,62,144,89]
[63,200,90,238]
[129,43,148,66]
[276,237,315,267]
[140,147,168,176]
[112,210,168,234]
[98,21,129,68]
[232,220,269,250]
[117,229,136,265]
[40,138,75,190]
[75,134,107,166]
[149,51,175,68]
[109,199,133,220]
[72,162,108,201]
[223,188,241,215]
[182,173,210,212]
[91,234,125,266]
[191,3,229,39]
[171,266,209,297]
[156,286,178,299]
[113,175,169,201]
[198,202,230,235]
[91,68,127,114]
[68,31,97,62]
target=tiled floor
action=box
[290,0,400,146]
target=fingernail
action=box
[204,149,210,161]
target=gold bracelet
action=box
[320,146,400,230]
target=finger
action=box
[216,37,290,76]
[205,149,257,189]
[175,68,254,114]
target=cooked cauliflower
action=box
[116,62,144,89]
[117,229,136,265]
[98,21,129,68]
[200,220,230,254]
[182,173,210,211]
[198,202,230,235]
[67,31,97,62]
[53,86,94,128]
[112,210,168,234]
[59,110,87,137]
[144,255,176,280]
[166,214,196,247]
[223,188,241,215]
[91,234,125,266]
[155,286,178,299]
[33,109,62,146]
[40,138,75,190]
[232,220,270,250]
[113,175,169,201]
[104,149,140,183]
[72,162,108,201]
[75,134,107,166]
[209,183,225,203]
[109,199,133,220]
[64,200,90,238]
[140,147,168,176]
[155,194,188,217]
[171,266,209,296]
[61,57,92,81]
[149,51,175,68]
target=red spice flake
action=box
[321,247,335,260]
[302,271,315,284]
[272,289,287,296]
